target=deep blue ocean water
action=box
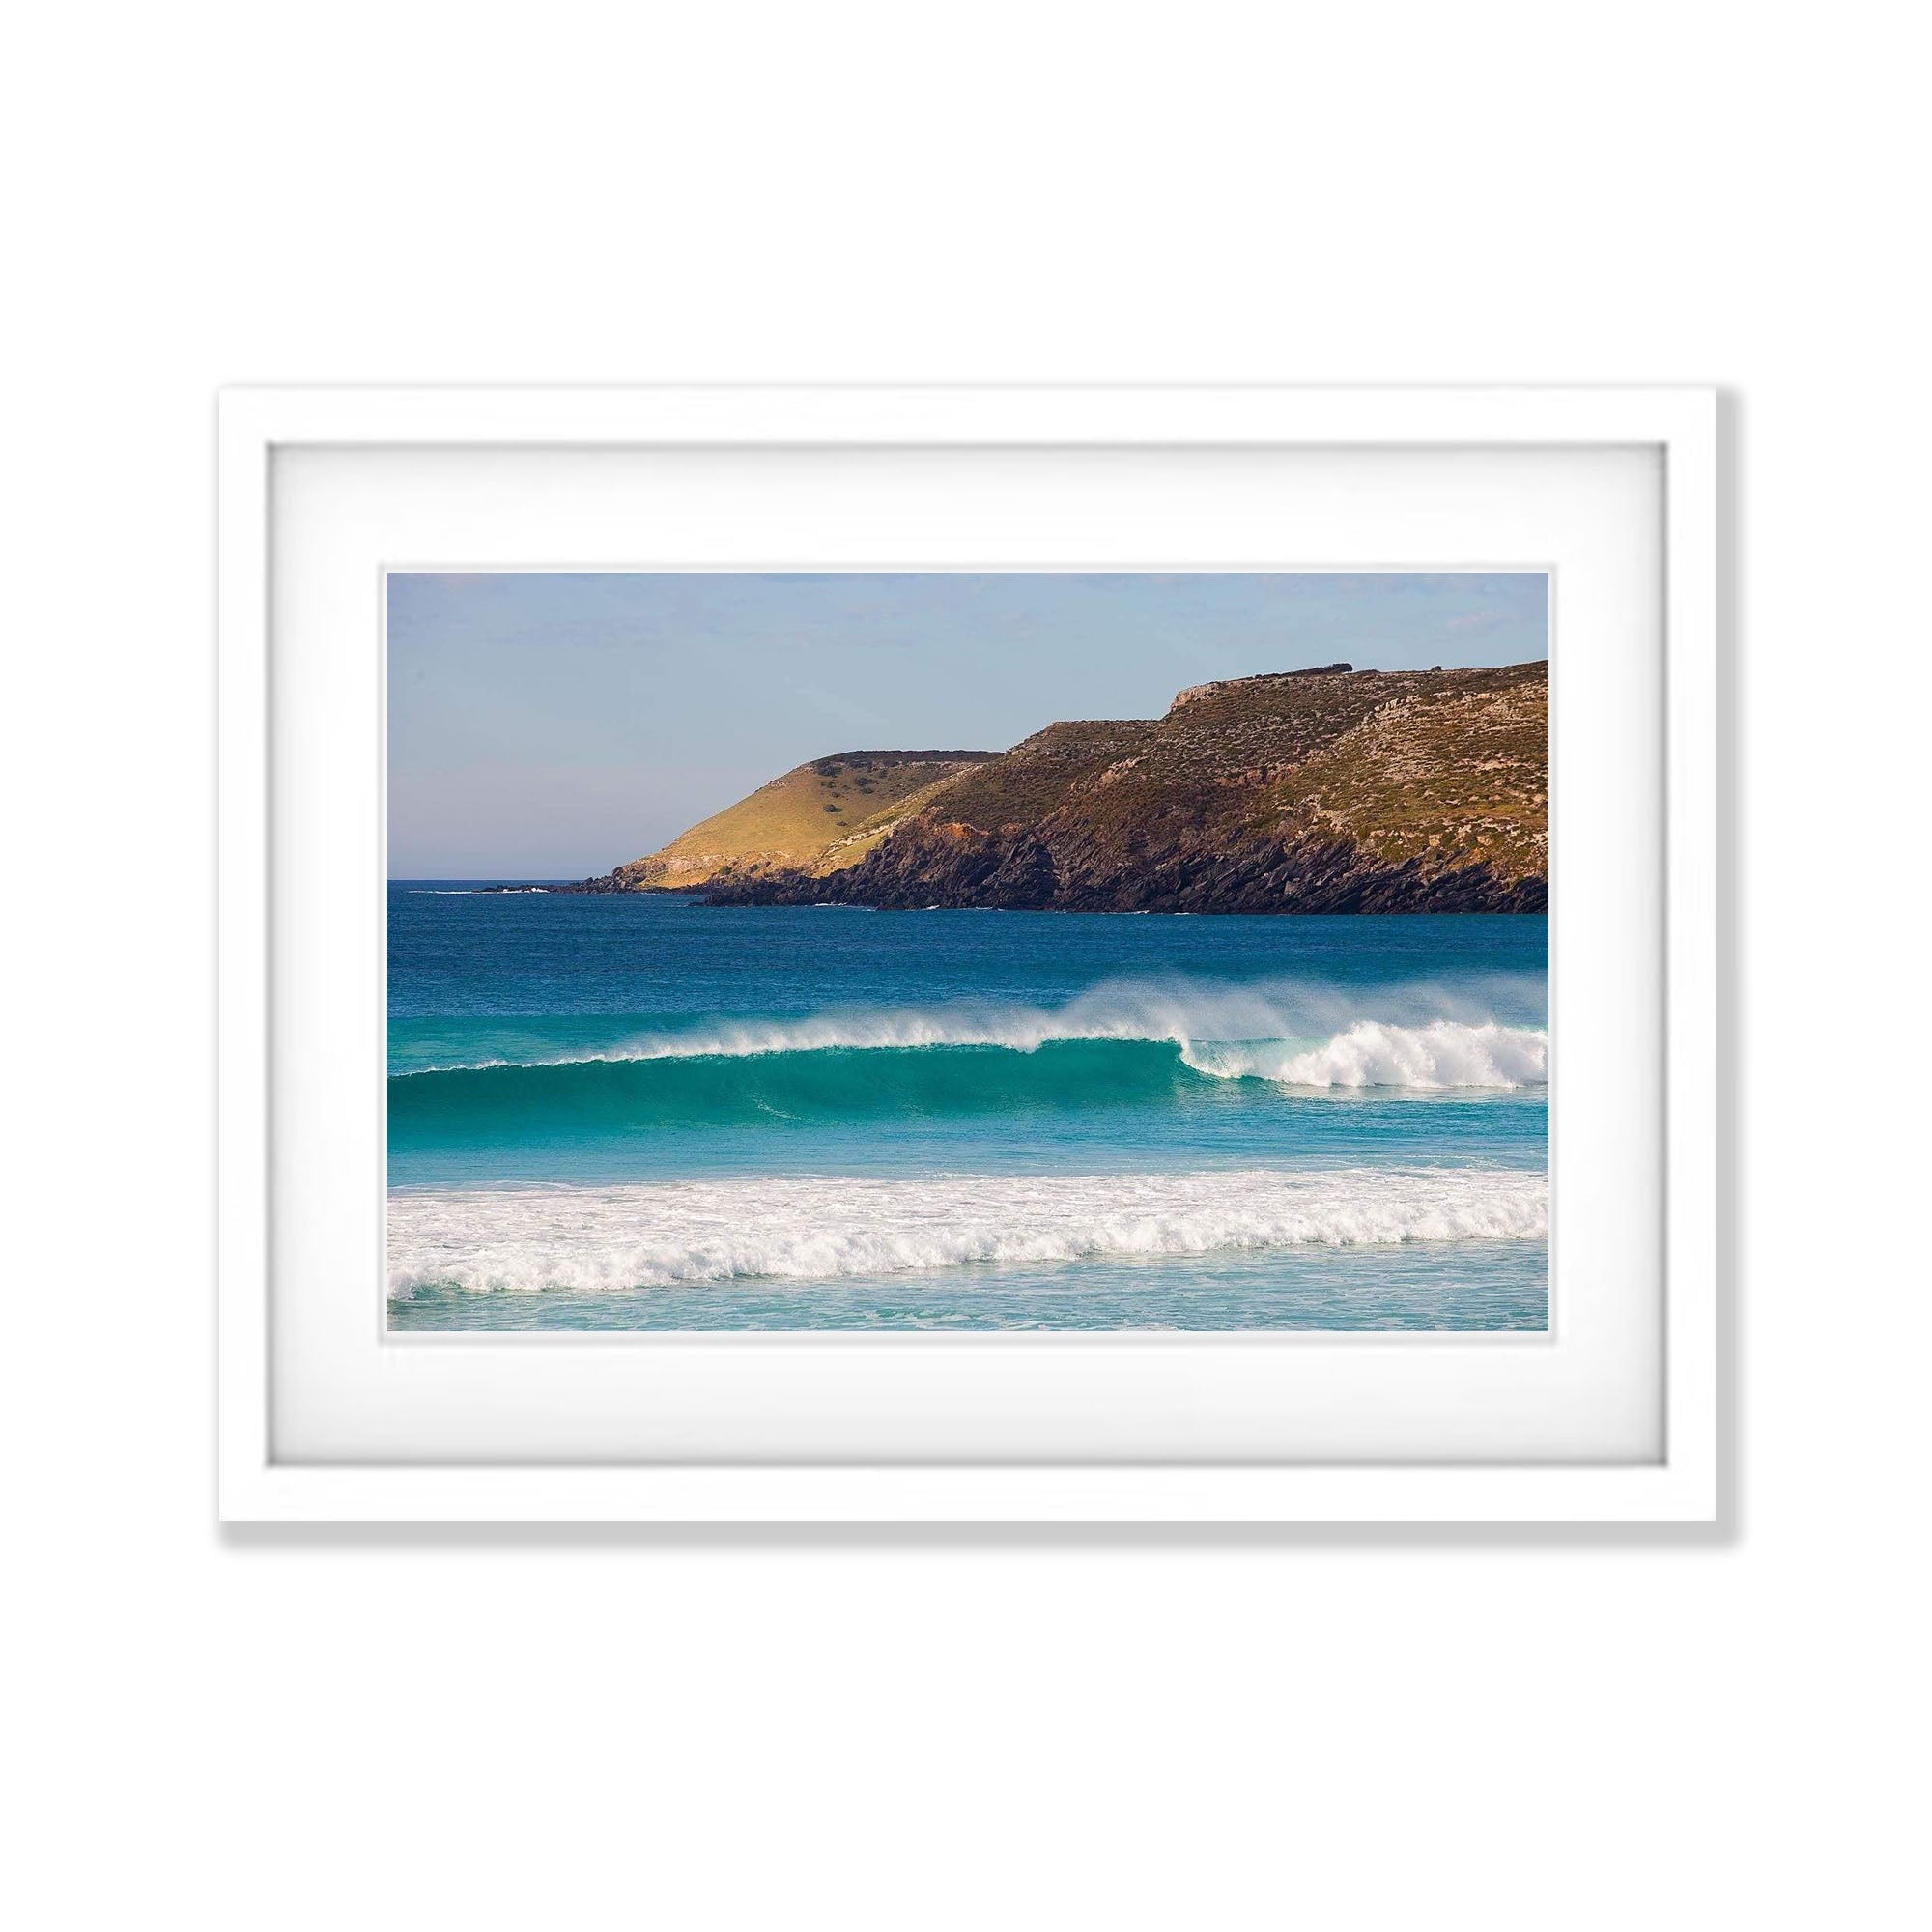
[387,886,1548,1330]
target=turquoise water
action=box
[387,889,1549,1330]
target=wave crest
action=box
[1185,1020,1547,1089]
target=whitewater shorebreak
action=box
[388,1166,1549,1298]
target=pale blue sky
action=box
[387,572,1548,878]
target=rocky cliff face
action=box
[698,662,1548,914]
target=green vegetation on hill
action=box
[1279,673,1548,882]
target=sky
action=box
[387,571,1549,878]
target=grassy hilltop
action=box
[589,662,1548,913]
[608,750,998,891]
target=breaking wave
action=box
[454,982,1543,1072]
[1181,1020,1547,1089]
[387,1166,1549,1297]
[388,980,1548,1154]
[395,980,1544,1088]
[388,1028,1546,1148]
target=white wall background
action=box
[5,5,1924,1926]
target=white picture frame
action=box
[218,385,1717,1523]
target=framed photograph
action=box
[218,385,1716,1521]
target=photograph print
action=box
[386,571,1549,1331]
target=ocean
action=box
[387,889,1549,1330]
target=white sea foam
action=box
[387,1166,1548,1297]
[407,980,1549,1091]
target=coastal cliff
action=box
[582,662,1548,913]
